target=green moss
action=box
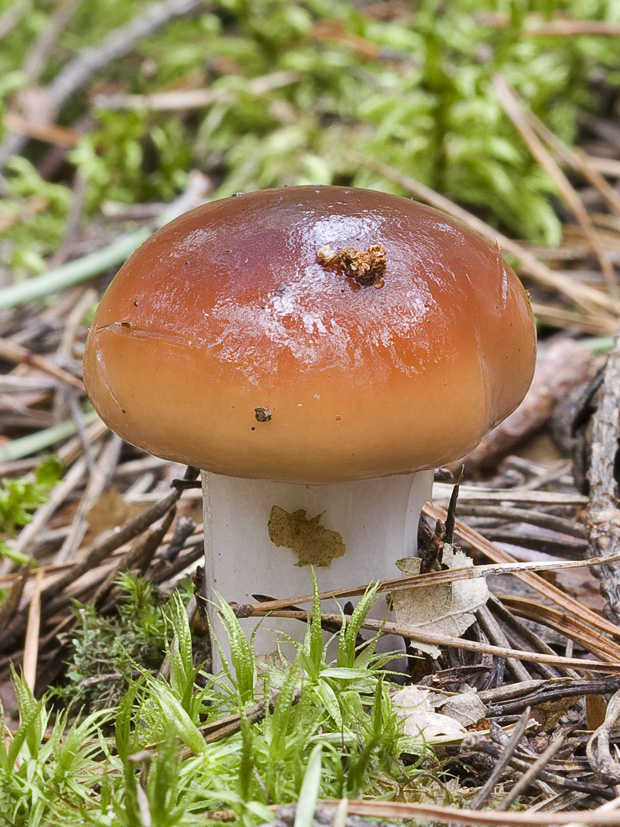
[0,455,63,565]
[3,0,620,272]
[0,158,71,277]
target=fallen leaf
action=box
[436,690,487,727]
[86,489,145,537]
[268,505,346,567]
[392,686,466,740]
[392,545,489,658]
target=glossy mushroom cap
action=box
[84,186,536,483]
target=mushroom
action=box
[83,186,536,664]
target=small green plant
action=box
[54,573,197,710]
[0,157,72,278]
[0,578,434,824]
[211,592,258,706]
[105,578,412,822]
[0,455,63,566]
[2,0,620,274]
[0,667,113,827]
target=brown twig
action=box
[0,566,28,627]
[476,605,532,683]
[498,595,620,663]
[526,19,620,36]
[499,734,568,810]
[94,70,302,111]
[45,471,195,599]
[0,468,198,656]
[454,503,587,539]
[93,508,175,608]
[56,416,108,469]
[586,323,620,624]
[432,485,588,506]
[468,707,532,809]
[253,608,620,673]
[211,798,620,825]
[493,75,617,293]
[488,596,568,680]
[147,535,204,585]
[468,529,586,558]
[22,569,43,691]
[246,548,620,622]
[540,296,615,332]
[479,676,620,717]
[0,335,84,390]
[54,432,123,564]
[464,734,604,799]
[2,113,79,148]
[589,158,620,178]
[563,798,620,827]
[587,690,620,784]
[519,114,620,218]
[424,501,620,641]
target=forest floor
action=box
[2,2,620,825]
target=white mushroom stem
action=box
[202,469,433,671]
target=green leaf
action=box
[295,744,323,827]
[312,683,342,729]
[167,591,196,707]
[213,591,256,702]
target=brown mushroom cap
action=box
[83,186,536,483]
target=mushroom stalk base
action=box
[202,470,433,671]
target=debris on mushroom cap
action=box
[83,185,536,484]
[316,243,387,288]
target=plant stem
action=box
[0,229,151,311]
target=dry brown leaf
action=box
[86,489,146,537]
[436,691,488,728]
[392,547,489,657]
[268,505,346,568]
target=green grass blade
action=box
[294,744,323,827]
[213,591,256,702]
[167,591,196,706]
[309,569,323,673]
[337,584,380,668]
[0,412,99,462]
[0,229,151,311]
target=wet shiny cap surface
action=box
[83,185,536,483]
